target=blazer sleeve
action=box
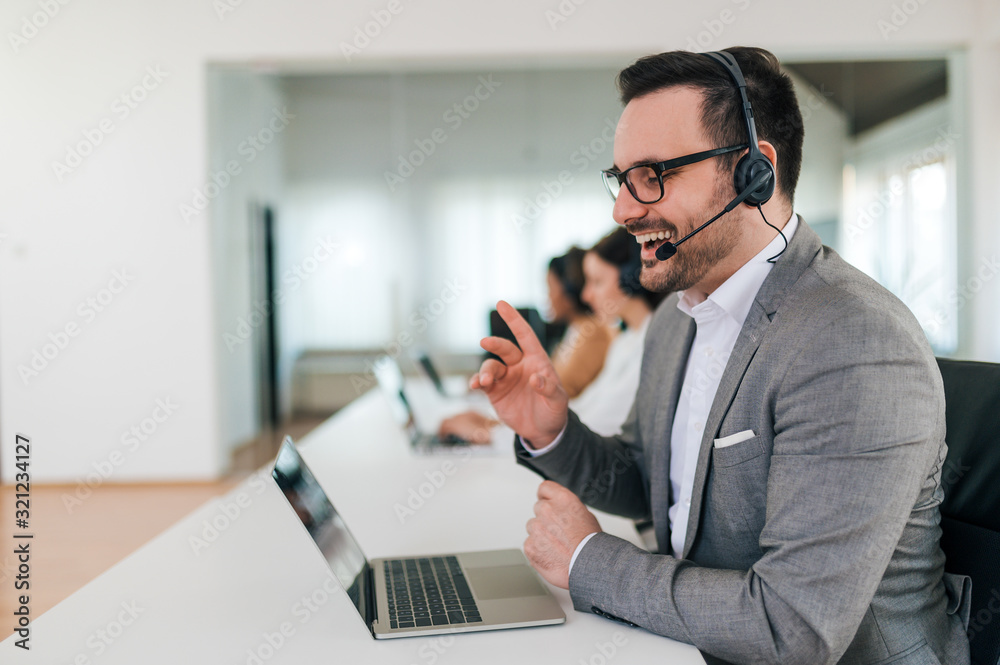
[565,305,946,665]
[515,404,651,521]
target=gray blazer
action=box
[516,220,971,665]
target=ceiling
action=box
[785,59,948,136]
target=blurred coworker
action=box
[439,247,613,443]
[548,247,615,398]
[440,232,662,441]
[571,227,664,436]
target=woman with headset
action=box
[439,228,662,441]
[570,226,664,436]
[547,246,616,399]
[438,247,614,442]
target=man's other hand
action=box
[524,480,601,589]
[469,300,569,448]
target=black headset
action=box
[618,237,644,296]
[704,51,775,208]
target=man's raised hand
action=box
[469,300,569,448]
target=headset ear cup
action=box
[734,154,775,207]
[618,243,644,296]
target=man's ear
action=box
[758,140,778,183]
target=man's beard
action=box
[638,179,744,294]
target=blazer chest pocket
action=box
[712,432,766,468]
[707,432,771,558]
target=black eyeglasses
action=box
[601,144,747,204]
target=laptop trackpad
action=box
[466,565,546,600]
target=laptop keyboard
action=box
[384,556,482,629]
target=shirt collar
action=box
[677,212,799,328]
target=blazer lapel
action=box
[680,218,823,560]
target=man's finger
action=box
[480,335,523,366]
[473,358,508,388]
[496,300,548,359]
[537,479,569,500]
[528,370,562,398]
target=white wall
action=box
[276,69,623,356]
[207,69,287,454]
[787,70,849,246]
[2,0,996,483]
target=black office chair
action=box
[937,358,1000,665]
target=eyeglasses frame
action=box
[601,143,748,204]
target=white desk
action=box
[2,384,704,663]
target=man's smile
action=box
[629,229,675,261]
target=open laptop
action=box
[271,437,566,638]
[413,350,454,398]
[373,355,512,453]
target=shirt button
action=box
[684,498,692,507]
[704,346,714,356]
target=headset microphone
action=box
[654,168,772,261]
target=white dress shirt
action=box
[668,213,797,556]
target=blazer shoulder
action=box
[776,245,936,363]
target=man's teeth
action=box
[635,231,670,244]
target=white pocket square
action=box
[714,430,756,449]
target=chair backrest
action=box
[936,358,1000,665]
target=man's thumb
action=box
[530,371,557,397]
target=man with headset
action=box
[470,48,971,664]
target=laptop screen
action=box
[372,356,419,440]
[272,438,372,622]
[415,351,446,394]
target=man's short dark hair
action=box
[616,46,803,205]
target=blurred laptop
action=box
[271,437,565,638]
[372,355,512,454]
[413,350,467,399]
